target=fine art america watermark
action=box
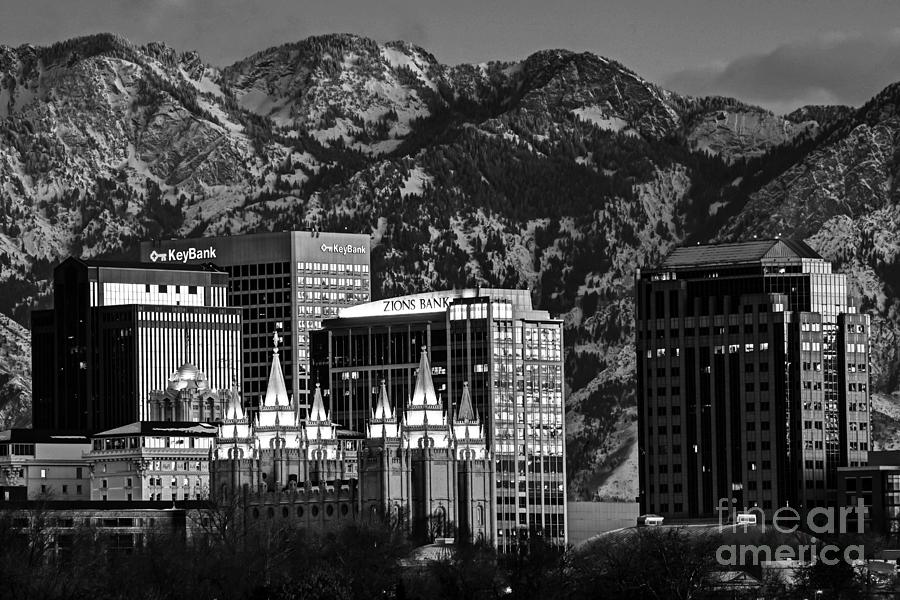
[715,498,868,566]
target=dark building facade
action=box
[838,451,900,542]
[31,258,240,432]
[140,231,371,409]
[635,240,870,519]
[309,289,566,550]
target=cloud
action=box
[665,30,900,114]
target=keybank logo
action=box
[320,243,366,255]
[148,247,218,263]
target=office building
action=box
[0,429,92,501]
[309,289,566,549]
[635,239,870,519]
[31,258,241,431]
[140,231,371,409]
[837,451,900,542]
[86,421,218,502]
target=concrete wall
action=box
[566,501,640,546]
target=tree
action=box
[569,527,723,600]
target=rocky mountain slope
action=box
[0,33,897,501]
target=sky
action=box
[1,0,899,114]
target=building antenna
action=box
[183,313,191,364]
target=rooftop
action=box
[68,257,228,274]
[660,239,822,270]
[0,429,91,444]
[93,421,219,438]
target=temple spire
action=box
[373,380,394,421]
[225,386,245,421]
[263,330,290,407]
[410,347,439,406]
[308,383,328,422]
[455,381,477,422]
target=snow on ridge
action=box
[572,106,632,134]
[380,47,437,91]
[400,166,433,198]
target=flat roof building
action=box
[310,288,566,550]
[636,239,871,519]
[86,421,218,502]
[31,258,241,431]
[140,231,371,409]
[0,429,92,502]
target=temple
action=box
[213,341,493,543]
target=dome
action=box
[165,363,210,394]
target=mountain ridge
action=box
[0,32,897,501]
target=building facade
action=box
[31,258,240,431]
[635,240,871,519]
[309,289,566,550]
[85,421,217,502]
[0,430,92,502]
[140,231,371,410]
[837,451,900,542]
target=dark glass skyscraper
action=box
[635,240,870,518]
[31,258,240,432]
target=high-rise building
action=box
[31,258,241,431]
[309,289,567,549]
[635,239,871,519]
[140,231,371,409]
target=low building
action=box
[837,450,900,541]
[86,422,217,501]
[566,501,641,546]
[0,430,92,502]
[0,501,206,556]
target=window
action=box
[40,469,47,478]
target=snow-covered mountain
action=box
[0,32,894,501]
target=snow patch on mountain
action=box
[399,166,433,198]
[572,105,630,134]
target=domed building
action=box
[147,363,230,422]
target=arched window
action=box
[476,505,484,527]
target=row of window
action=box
[0,444,36,456]
[297,262,368,274]
[641,323,773,339]
[296,276,368,289]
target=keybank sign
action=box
[148,246,217,264]
[320,242,367,255]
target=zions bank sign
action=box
[148,246,217,264]
[338,291,479,319]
